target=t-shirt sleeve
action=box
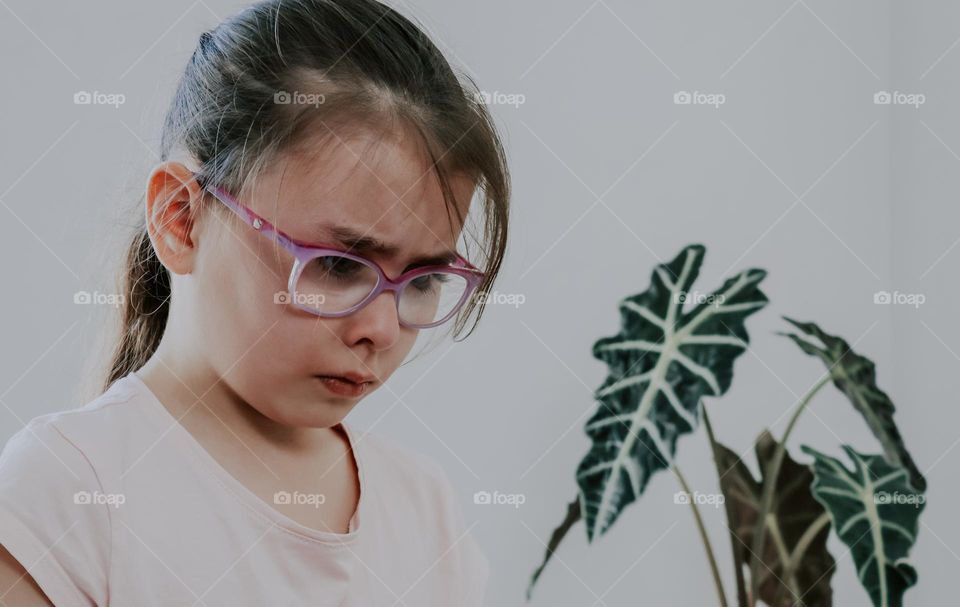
[432,466,491,607]
[0,419,111,606]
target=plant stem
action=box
[789,512,831,567]
[702,408,749,607]
[770,512,831,607]
[748,373,831,607]
[764,515,800,601]
[673,464,729,607]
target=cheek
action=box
[191,235,419,389]
[194,236,292,367]
[195,243,359,383]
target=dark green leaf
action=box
[577,244,768,540]
[802,445,924,607]
[526,497,580,600]
[781,318,925,492]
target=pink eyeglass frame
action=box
[198,176,485,329]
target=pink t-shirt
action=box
[0,371,489,606]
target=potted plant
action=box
[527,244,926,607]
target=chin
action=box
[282,408,347,429]
[250,400,344,430]
[250,377,367,428]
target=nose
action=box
[342,289,403,349]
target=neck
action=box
[135,349,335,456]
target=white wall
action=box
[0,0,953,604]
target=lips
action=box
[315,373,373,398]
[317,371,375,385]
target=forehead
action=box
[249,127,476,257]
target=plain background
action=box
[0,0,956,605]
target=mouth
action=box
[314,373,374,398]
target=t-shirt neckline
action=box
[122,370,365,547]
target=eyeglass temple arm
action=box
[203,182,299,250]
[450,253,484,273]
[200,175,484,275]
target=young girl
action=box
[0,0,509,604]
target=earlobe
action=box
[145,162,203,275]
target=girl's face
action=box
[157,129,476,429]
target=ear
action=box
[145,161,205,275]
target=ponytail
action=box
[102,223,170,391]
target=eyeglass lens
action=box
[294,255,470,326]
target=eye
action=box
[315,256,366,280]
[410,272,451,293]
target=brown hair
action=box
[103,0,510,390]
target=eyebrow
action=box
[320,223,459,267]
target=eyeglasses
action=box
[199,178,485,329]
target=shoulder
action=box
[0,414,100,491]
[0,374,143,512]
[0,374,156,486]
[0,380,131,606]
[0,373,149,528]
[0,383,127,489]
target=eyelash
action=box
[314,256,449,280]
